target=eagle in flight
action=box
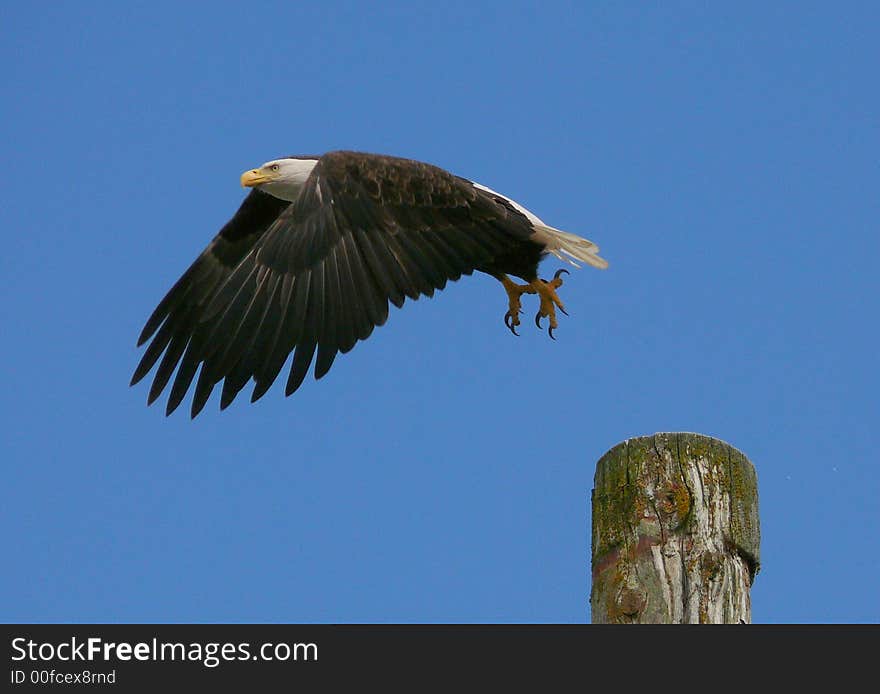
[131,151,608,417]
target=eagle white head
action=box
[240,157,319,202]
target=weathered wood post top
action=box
[591,432,760,623]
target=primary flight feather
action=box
[132,151,608,417]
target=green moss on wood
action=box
[592,433,760,578]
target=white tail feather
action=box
[533,224,609,270]
[470,181,608,270]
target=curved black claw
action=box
[504,311,520,336]
[553,268,570,280]
[559,306,569,316]
[535,312,557,338]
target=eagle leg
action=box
[499,275,537,336]
[534,269,569,340]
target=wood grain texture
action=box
[591,433,760,623]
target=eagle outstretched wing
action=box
[132,151,535,417]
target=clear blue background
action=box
[2,1,877,623]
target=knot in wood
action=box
[616,586,647,617]
[657,481,691,529]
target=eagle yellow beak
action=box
[241,168,273,187]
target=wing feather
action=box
[251,272,309,402]
[314,250,340,380]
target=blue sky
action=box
[2,1,877,623]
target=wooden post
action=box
[591,433,760,623]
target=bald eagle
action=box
[132,151,608,417]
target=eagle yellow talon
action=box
[500,276,536,336]
[499,270,570,338]
[533,269,568,339]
